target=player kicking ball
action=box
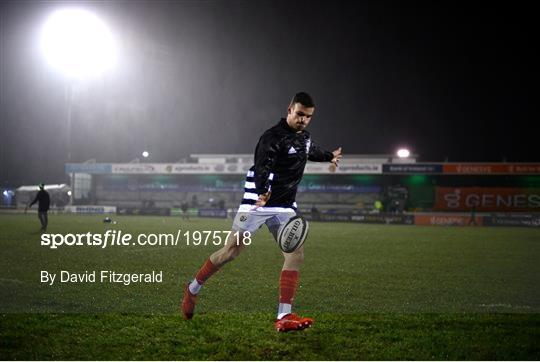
[182,92,342,331]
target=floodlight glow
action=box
[67,190,72,196]
[2,190,8,197]
[142,151,150,158]
[40,8,117,79]
[397,148,410,158]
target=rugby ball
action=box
[277,216,309,253]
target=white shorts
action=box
[232,204,296,240]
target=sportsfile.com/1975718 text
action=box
[39,230,252,249]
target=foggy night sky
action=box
[0,0,537,186]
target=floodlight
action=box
[40,8,117,79]
[397,148,410,158]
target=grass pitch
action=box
[1,214,539,360]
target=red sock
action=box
[195,258,220,284]
[279,270,299,304]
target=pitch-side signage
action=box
[483,215,540,227]
[65,163,112,174]
[435,187,540,212]
[304,163,382,174]
[382,164,442,174]
[63,205,116,214]
[414,214,482,226]
[67,163,383,174]
[443,163,540,174]
[66,162,540,175]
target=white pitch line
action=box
[0,277,26,284]
[478,303,532,309]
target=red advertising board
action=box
[435,187,540,212]
[443,163,540,174]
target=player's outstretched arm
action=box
[308,141,340,164]
[331,147,342,167]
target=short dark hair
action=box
[290,92,315,108]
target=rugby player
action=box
[182,92,342,331]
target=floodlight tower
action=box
[40,7,117,162]
[40,8,117,205]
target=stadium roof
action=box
[16,184,70,192]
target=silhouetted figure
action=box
[468,205,477,226]
[311,204,321,221]
[374,200,383,213]
[28,183,50,232]
[191,194,199,208]
[181,202,190,220]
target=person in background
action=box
[181,201,190,221]
[27,183,50,232]
[374,200,383,213]
[468,204,477,226]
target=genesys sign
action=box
[435,187,540,211]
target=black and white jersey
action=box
[239,118,333,210]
